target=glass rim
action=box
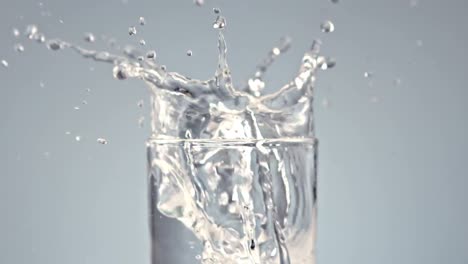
[146,137,317,147]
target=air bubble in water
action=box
[128,26,137,36]
[12,28,20,37]
[14,43,25,53]
[213,8,220,14]
[146,50,156,59]
[84,32,96,43]
[139,39,146,46]
[1,60,8,68]
[320,20,335,33]
[97,138,108,145]
[139,16,146,25]
[213,16,226,29]
[194,0,204,6]
[186,50,193,56]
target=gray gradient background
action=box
[1,0,467,263]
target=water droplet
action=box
[74,106,80,110]
[186,50,193,56]
[12,28,20,37]
[82,100,88,105]
[65,131,71,135]
[59,19,64,24]
[331,0,339,3]
[320,20,335,33]
[113,65,128,80]
[161,65,167,71]
[139,39,146,46]
[39,81,45,88]
[128,26,137,36]
[47,40,62,51]
[35,33,46,43]
[25,25,38,39]
[318,56,336,70]
[75,136,81,142]
[43,151,51,159]
[97,138,108,145]
[86,88,91,93]
[139,16,146,25]
[146,50,156,59]
[137,100,144,108]
[213,8,220,14]
[84,32,96,43]
[195,255,202,260]
[1,60,8,68]
[218,192,229,206]
[213,16,226,29]
[138,116,145,128]
[194,0,204,6]
[14,43,25,53]
[364,71,373,78]
[137,56,144,61]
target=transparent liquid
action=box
[19,11,327,263]
[147,139,317,264]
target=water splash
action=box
[19,11,328,262]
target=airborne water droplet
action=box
[139,39,146,46]
[84,32,96,43]
[25,24,38,39]
[12,28,20,37]
[331,0,339,3]
[75,136,81,142]
[139,16,146,25]
[364,71,373,78]
[14,43,25,53]
[137,99,144,108]
[97,138,108,145]
[47,40,62,51]
[213,8,220,14]
[194,0,204,6]
[320,20,335,33]
[1,60,8,68]
[113,65,128,80]
[213,16,226,29]
[186,50,193,56]
[146,50,156,59]
[128,26,137,36]
[138,116,145,128]
[218,192,229,206]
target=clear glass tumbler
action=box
[147,138,317,264]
